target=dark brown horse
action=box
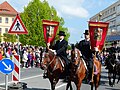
[66,47,86,90]
[40,49,65,90]
[91,54,101,90]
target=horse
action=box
[40,48,66,90]
[66,46,86,90]
[90,53,101,90]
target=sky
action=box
[0,0,118,44]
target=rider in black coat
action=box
[105,41,120,69]
[78,30,93,82]
[43,31,69,79]
[53,31,70,76]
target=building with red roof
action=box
[0,1,18,42]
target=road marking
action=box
[0,74,43,85]
[0,74,66,89]
[56,83,67,89]
[21,74,43,81]
[0,87,5,89]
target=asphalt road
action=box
[0,66,120,90]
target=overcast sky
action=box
[0,0,118,43]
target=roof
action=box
[0,1,18,15]
[106,35,120,41]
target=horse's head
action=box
[40,48,55,70]
[71,45,82,70]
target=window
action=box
[12,18,14,22]
[0,17,2,23]
[113,7,115,11]
[5,18,8,23]
[5,28,8,33]
[0,28,2,35]
[0,28,1,32]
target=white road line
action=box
[0,74,66,89]
[0,74,43,85]
[0,87,5,89]
[56,83,67,89]
[21,74,43,81]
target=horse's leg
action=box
[50,78,59,90]
[66,82,70,90]
[113,69,116,86]
[108,72,112,86]
[117,75,120,84]
[70,82,73,90]
[94,74,100,90]
[50,79,55,90]
[66,81,73,90]
[75,79,82,90]
[91,82,94,90]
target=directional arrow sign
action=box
[0,58,14,74]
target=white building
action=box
[90,0,120,42]
[0,1,18,42]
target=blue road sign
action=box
[0,58,14,74]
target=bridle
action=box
[41,51,59,73]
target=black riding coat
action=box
[53,39,69,65]
[109,46,120,54]
[78,40,93,60]
[54,39,68,57]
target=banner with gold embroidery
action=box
[42,20,59,44]
[89,21,109,52]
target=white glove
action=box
[94,47,98,51]
[49,49,57,55]
[47,43,50,48]
[54,51,57,55]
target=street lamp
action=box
[50,10,54,21]
[98,12,102,21]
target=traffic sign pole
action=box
[5,74,8,90]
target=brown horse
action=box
[91,53,101,90]
[66,47,86,90]
[40,49,65,90]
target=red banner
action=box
[42,20,59,44]
[89,21,109,52]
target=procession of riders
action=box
[40,20,120,90]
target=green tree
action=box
[20,0,70,46]
[3,33,16,43]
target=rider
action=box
[78,30,93,83]
[105,41,119,69]
[43,31,70,78]
[53,31,70,77]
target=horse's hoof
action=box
[110,84,113,87]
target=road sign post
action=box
[8,14,28,82]
[5,74,8,90]
[7,14,28,89]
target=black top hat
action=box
[58,31,66,36]
[84,30,89,35]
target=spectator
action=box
[22,50,28,68]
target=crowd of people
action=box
[0,42,43,68]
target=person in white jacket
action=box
[22,50,28,68]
